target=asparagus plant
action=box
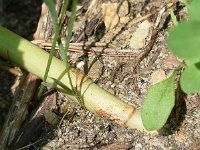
[0,26,145,131]
[0,0,184,132]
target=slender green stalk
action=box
[58,0,69,30]
[37,0,61,99]
[38,0,75,99]
[63,0,82,105]
[0,26,147,131]
[37,27,60,99]
[40,0,78,100]
[57,0,69,66]
[64,0,78,84]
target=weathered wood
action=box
[7,1,61,148]
[0,72,40,149]
[9,91,57,149]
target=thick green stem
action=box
[0,26,146,131]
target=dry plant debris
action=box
[129,20,152,49]
[0,0,199,149]
[101,2,119,30]
[150,69,167,85]
[101,0,130,30]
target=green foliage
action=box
[141,69,179,131]
[180,63,200,93]
[38,0,78,99]
[41,78,74,96]
[50,78,74,95]
[168,22,200,61]
[37,0,60,99]
[188,0,200,21]
[57,0,69,66]
[44,0,58,26]
[167,0,200,93]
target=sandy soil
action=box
[0,0,199,149]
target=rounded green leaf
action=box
[185,57,200,66]
[141,70,178,131]
[189,0,200,22]
[181,62,200,93]
[167,22,200,62]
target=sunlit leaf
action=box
[167,22,200,64]
[141,69,179,131]
[189,0,200,22]
[44,0,58,26]
[181,62,200,93]
[51,78,74,95]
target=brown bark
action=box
[0,72,40,149]
[7,1,63,149]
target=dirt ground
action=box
[0,0,200,149]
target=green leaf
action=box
[57,39,68,66]
[189,0,200,22]
[57,0,69,66]
[58,0,69,28]
[50,78,74,95]
[63,0,78,91]
[180,62,200,93]
[65,0,78,50]
[141,69,179,131]
[167,21,200,64]
[44,0,58,26]
[42,81,55,89]
[38,0,59,99]
[185,57,200,66]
